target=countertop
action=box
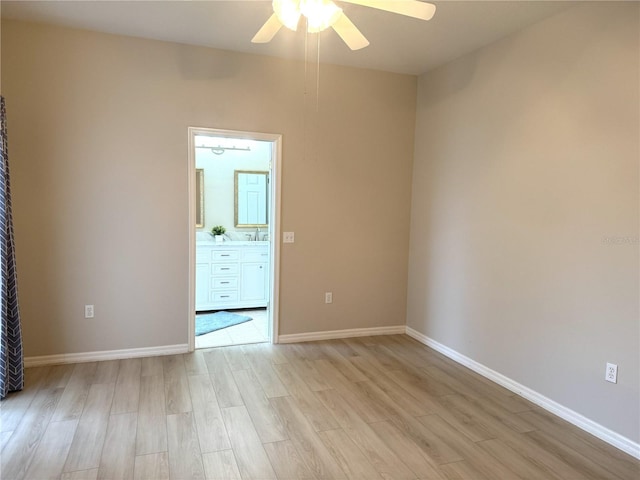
[196,241,269,247]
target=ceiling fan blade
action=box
[251,13,283,43]
[332,12,370,50]
[340,0,436,21]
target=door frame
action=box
[187,126,282,351]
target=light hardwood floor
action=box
[1,335,638,479]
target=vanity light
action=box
[195,145,252,156]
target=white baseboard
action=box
[405,326,640,460]
[277,325,405,344]
[24,344,190,367]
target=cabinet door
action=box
[240,262,268,303]
[195,263,210,310]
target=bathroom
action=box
[194,133,272,348]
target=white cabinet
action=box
[239,248,269,304]
[195,263,210,306]
[195,243,269,311]
[240,263,268,302]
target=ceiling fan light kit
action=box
[272,0,304,31]
[252,0,436,50]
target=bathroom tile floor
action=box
[195,308,269,348]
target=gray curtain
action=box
[0,96,23,399]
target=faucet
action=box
[255,227,260,241]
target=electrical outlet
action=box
[283,232,295,243]
[325,292,333,304]
[605,363,618,383]
[84,305,94,319]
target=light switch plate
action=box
[283,232,295,243]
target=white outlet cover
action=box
[283,232,295,243]
[605,363,618,383]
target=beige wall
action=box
[1,20,416,356]
[408,2,639,442]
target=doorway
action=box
[188,127,281,351]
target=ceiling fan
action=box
[252,0,436,51]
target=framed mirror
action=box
[195,168,204,228]
[235,170,268,228]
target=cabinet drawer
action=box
[213,250,239,262]
[213,264,239,275]
[242,250,270,262]
[211,291,238,303]
[212,277,238,290]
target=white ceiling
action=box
[1,0,574,75]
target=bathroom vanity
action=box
[195,241,269,311]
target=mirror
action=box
[195,169,204,228]
[235,170,268,228]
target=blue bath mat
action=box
[196,311,252,336]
